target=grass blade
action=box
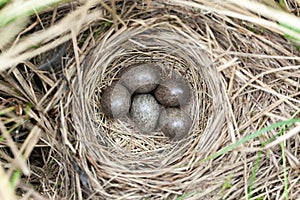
[203,118,300,162]
[248,150,262,199]
[10,169,21,189]
[280,127,289,200]
[0,0,65,28]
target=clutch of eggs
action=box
[101,63,192,140]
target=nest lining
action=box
[70,18,229,198]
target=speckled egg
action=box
[130,94,161,133]
[101,82,131,118]
[154,77,191,107]
[120,63,162,94]
[158,108,192,140]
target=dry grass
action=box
[1,0,300,199]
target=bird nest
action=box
[1,0,300,199]
[71,20,229,198]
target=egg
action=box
[130,94,161,133]
[158,108,192,140]
[101,82,131,118]
[154,77,191,107]
[120,63,162,94]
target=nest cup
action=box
[72,23,228,197]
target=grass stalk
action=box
[203,118,300,162]
[280,127,289,200]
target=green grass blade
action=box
[203,118,300,162]
[247,135,278,199]
[290,109,300,119]
[0,0,66,28]
[279,21,300,50]
[0,0,10,8]
[10,169,21,189]
[24,102,32,117]
[176,190,203,200]
[248,150,262,199]
[279,0,290,11]
[222,174,233,194]
[0,106,15,115]
[280,127,289,200]
[176,193,190,200]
